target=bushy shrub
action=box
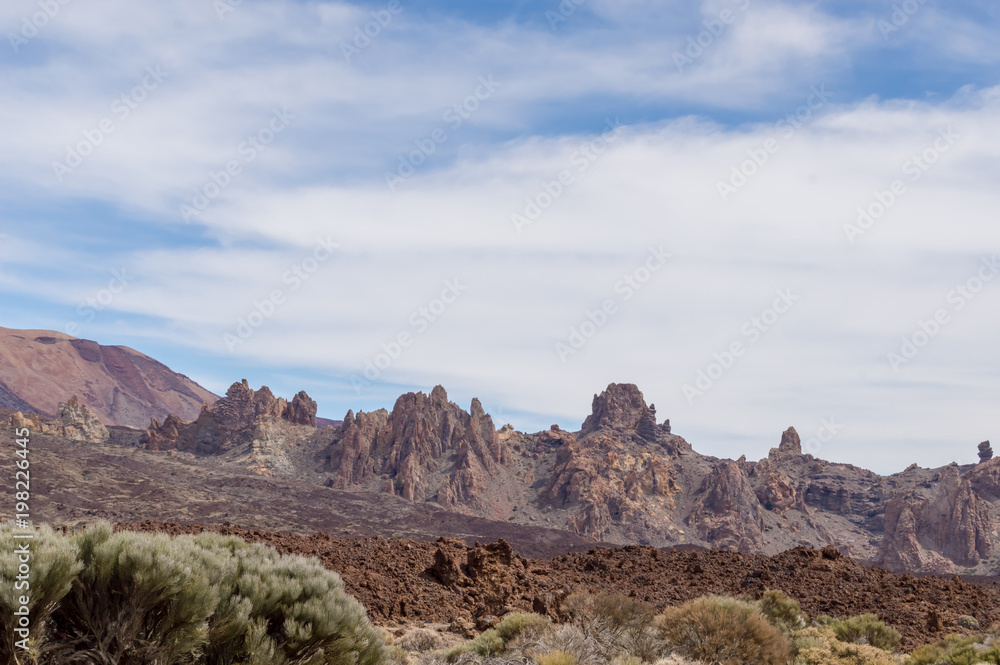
[536,650,578,665]
[397,628,445,653]
[958,616,982,631]
[0,523,83,663]
[562,592,659,661]
[654,596,792,665]
[494,612,550,644]
[535,624,604,665]
[0,523,386,665]
[820,614,901,651]
[907,633,1000,665]
[791,627,896,665]
[469,629,505,657]
[755,590,807,634]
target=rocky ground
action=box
[119,520,1000,652]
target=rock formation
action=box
[142,380,317,455]
[325,386,506,511]
[768,427,802,461]
[687,460,765,551]
[876,465,995,572]
[6,395,109,443]
[979,441,994,463]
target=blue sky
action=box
[1,0,998,473]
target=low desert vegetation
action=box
[816,613,902,651]
[0,522,385,665]
[907,629,1000,665]
[406,592,1000,665]
[654,595,792,665]
[6,528,997,665]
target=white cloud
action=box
[1,0,998,473]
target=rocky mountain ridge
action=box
[124,378,999,575]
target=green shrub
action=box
[47,522,221,664]
[791,627,897,665]
[494,612,550,644]
[821,614,900,651]
[442,643,472,662]
[0,523,386,665]
[755,590,807,634]
[908,633,1000,665]
[654,596,792,665]
[958,616,982,631]
[0,523,83,663]
[468,629,504,657]
[537,650,578,665]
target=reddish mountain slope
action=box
[0,326,217,428]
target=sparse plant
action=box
[537,650,578,665]
[654,596,792,665]
[957,616,982,631]
[469,629,505,657]
[535,624,605,665]
[791,627,897,665]
[907,632,1000,665]
[821,614,901,651]
[755,589,807,634]
[495,612,550,644]
[562,592,659,660]
[398,628,445,653]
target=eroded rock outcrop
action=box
[877,465,994,571]
[581,383,664,437]
[543,433,678,541]
[6,395,109,443]
[142,380,317,454]
[325,386,506,510]
[980,441,994,463]
[769,427,802,461]
[968,456,1000,499]
[687,460,765,551]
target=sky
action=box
[0,0,997,474]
